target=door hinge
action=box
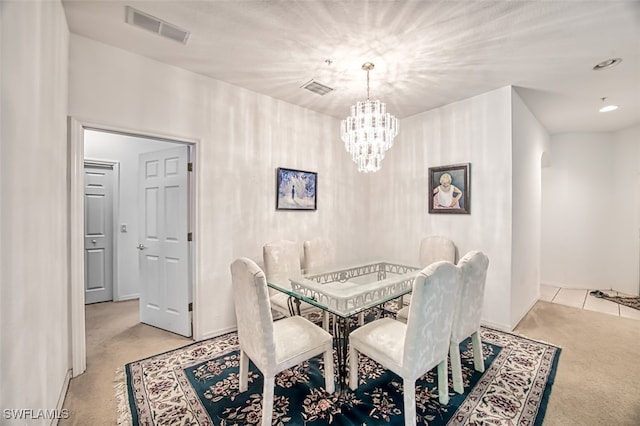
[188,302,193,312]
[188,162,193,172]
[187,232,193,241]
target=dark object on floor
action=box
[590,289,640,311]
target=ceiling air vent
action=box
[301,79,334,96]
[125,6,190,44]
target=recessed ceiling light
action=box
[592,58,622,71]
[598,97,619,112]
[599,105,619,113]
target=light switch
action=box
[121,224,127,233]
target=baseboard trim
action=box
[540,280,567,288]
[114,294,139,302]
[480,319,513,333]
[511,296,541,330]
[51,369,72,426]
[199,325,237,341]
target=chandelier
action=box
[340,62,398,173]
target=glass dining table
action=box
[267,260,421,391]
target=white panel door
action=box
[138,146,191,337]
[84,164,114,304]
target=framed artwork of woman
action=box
[428,163,470,214]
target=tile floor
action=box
[541,285,640,320]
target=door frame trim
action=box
[83,159,119,302]
[69,117,200,377]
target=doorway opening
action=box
[70,118,199,377]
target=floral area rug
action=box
[116,326,560,425]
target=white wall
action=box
[84,130,179,300]
[368,86,517,329]
[69,34,371,339]
[0,0,70,422]
[511,88,549,325]
[613,125,640,295]
[542,125,640,295]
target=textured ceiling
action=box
[62,0,640,134]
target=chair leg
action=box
[261,375,275,426]
[402,378,416,426]
[239,350,249,392]
[349,346,358,390]
[323,311,330,331]
[472,331,484,372]
[401,294,410,307]
[437,359,450,405]
[323,348,335,394]
[449,341,464,394]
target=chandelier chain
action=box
[366,68,370,100]
[362,62,374,100]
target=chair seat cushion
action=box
[273,316,332,370]
[349,318,406,374]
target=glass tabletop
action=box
[267,260,420,318]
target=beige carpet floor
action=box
[60,300,191,426]
[61,299,640,425]
[516,300,640,426]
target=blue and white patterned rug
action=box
[116,326,560,425]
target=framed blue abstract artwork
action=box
[276,167,317,210]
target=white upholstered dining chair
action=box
[396,235,457,322]
[349,261,461,426]
[449,250,489,394]
[230,257,335,426]
[263,239,329,330]
[418,235,457,267]
[302,237,336,273]
[303,237,335,328]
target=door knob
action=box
[92,239,97,244]
[137,244,146,250]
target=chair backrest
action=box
[451,251,490,343]
[303,238,335,273]
[418,236,456,267]
[230,257,275,370]
[403,261,460,379]
[263,240,301,289]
